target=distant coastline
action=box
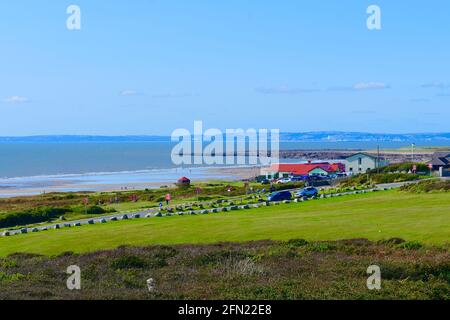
[1,131,450,143]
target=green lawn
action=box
[1,191,449,257]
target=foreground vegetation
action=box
[1,190,449,256]
[0,239,448,300]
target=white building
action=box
[345,153,388,175]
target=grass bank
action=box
[1,191,449,256]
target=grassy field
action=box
[1,190,449,257]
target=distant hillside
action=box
[0,132,449,143]
[279,132,450,142]
[0,135,171,143]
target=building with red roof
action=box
[177,176,191,186]
[262,162,345,179]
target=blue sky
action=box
[0,0,449,135]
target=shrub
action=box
[373,162,429,174]
[285,239,309,247]
[111,256,147,269]
[400,180,450,193]
[399,241,423,250]
[340,173,420,188]
[378,238,406,245]
[0,207,71,229]
[305,242,337,252]
[0,272,25,282]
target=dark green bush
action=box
[72,205,116,215]
[111,256,147,269]
[340,173,420,187]
[0,207,71,229]
[399,241,424,250]
[285,239,309,247]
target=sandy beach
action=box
[0,165,261,198]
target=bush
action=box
[72,205,116,215]
[372,162,429,174]
[0,207,71,229]
[399,241,423,250]
[340,173,420,188]
[111,256,147,269]
[305,242,337,252]
[378,238,406,245]
[285,239,309,247]
[400,180,450,193]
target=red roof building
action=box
[263,162,345,178]
[177,177,191,184]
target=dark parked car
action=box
[267,190,292,202]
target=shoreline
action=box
[0,146,446,198]
[0,165,261,198]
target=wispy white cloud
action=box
[328,82,390,91]
[421,82,450,89]
[351,110,377,114]
[410,98,430,103]
[151,92,193,98]
[3,96,31,104]
[353,82,390,90]
[119,90,141,96]
[255,86,319,95]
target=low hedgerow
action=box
[371,162,429,174]
[0,207,71,229]
[340,173,421,188]
[400,180,450,193]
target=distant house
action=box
[429,152,450,171]
[344,153,388,175]
[262,162,345,179]
[177,177,191,186]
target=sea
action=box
[0,140,448,197]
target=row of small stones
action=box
[1,188,387,237]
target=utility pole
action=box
[411,143,415,163]
[377,145,380,174]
